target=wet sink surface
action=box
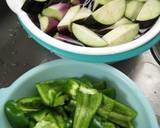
[0,0,160,115]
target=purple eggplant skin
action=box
[54,33,85,46]
[136,17,158,29]
[46,17,59,35]
[58,29,72,36]
[42,3,70,21]
[39,15,59,35]
[22,0,47,15]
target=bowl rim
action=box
[0,59,159,127]
[6,0,160,55]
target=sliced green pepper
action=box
[36,80,66,106]
[113,102,137,119]
[17,96,44,112]
[64,79,79,97]
[97,95,137,127]
[33,120,59,128]
[32,109,50,122]
[29,120,36,128]
[102,121,116,128]
[101,87,116,99]
[4,100,29,128]
[73,86,102,128]
[93,80,107,90]
[89,117,103,128]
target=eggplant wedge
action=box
[102,24,139,46]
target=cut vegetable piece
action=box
[17,96,44,112]
[58,5,80,31]
[96,17,132,34]
[32,109,49,122]
[72,23,108,47]
[102,87,116,99]
[54,33,85,46]
[73,89,102,128]
[102,121,116,128]
[102,24,139,46]
[82,16,107,29]
[34,120,59,128]
[36,80,65,106]
[136,0,160,21]
[111,17,132,28]
[125,0,144,21]
[64,79,79,96]
[22,0,47,15]
[5,100,29,128]
[72,7,92,22]
[42,3,70,20]
[93,0,112,11]
[92,0,126,25]
[38,15,58,34]
[53,94,68,107]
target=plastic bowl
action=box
[0,59,159,128]
[6,0,160,62]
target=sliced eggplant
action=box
[81,16,107,29]
[92,0,126,25]
[54,33,85,46]
[102,24,139,46]
[125,0,144,21]
[93,0,112,11]
[72,7,92,22]
[57,5,80,31]
[72,23,108,47]
[42,3,70,21]
[22,0,47,15]
[38,15,59,34]
[111,17,132,28]
[136,0,160,21]
[94,17,132,35]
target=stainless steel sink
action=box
[0,0,160,116]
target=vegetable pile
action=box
[22,0,160,47]
[5,76,137,128]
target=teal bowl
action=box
[19,18,160,63]
[6,0,160,63]
[0,59,159,128]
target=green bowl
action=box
[0,59,159,128]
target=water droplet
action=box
[9,33,14,37]
[11,63,17,66]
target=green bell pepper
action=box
[4,100,29,128]
[101,87,116,99]
[73,86,102,128]
[17,96,44,112]
[36,80,67,107]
